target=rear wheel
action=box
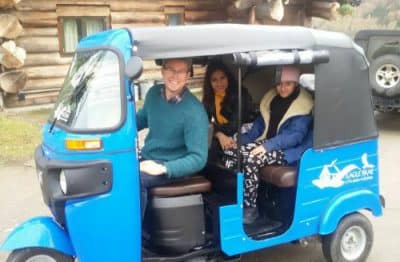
[370,54,400,97]
[322,213,373,262]
[7,248,74,262]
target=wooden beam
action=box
[22,27,58,37]
[56,5,110,17]
[110,1,162,12]
[16,36,59,53]
[185,10,226,22]
[4,90,59,108]
[25,77,65,90]
[15,0,56,11]
[25,64,69,79]
[17,11,57,27]
[25,53,72,66]
[111,11,165,24]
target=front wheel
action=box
[322,213,373,262]
[7,248,74,262]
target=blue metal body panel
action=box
[219,138,381,256]
[1,28,142,262]
[1,217,75,256]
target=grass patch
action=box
[0,109,50,166]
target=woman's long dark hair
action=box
[202,60,238,119]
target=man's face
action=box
[161,59,190,94]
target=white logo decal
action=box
[312,153,375,189]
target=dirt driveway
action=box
[0,112,399,261]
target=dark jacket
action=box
[206,87,255,137]
[241,88,313,165]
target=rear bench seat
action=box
[259,166,298,187]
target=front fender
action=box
[319,190,382,235]
[1,216,75,256]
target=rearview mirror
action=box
[125,56,143,80]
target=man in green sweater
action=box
[137,58,209,218]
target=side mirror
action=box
[125,56,143,80]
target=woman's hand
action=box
[250,145,267,156]
[216,132,236,150]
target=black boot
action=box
[243,207,259,224]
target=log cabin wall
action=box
[3,0,229,108]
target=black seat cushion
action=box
[259,166,297,187]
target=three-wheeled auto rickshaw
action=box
[1,24,383,262]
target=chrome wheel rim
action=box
[26,255,57,262]
[340,225,367,261]
[376,63,400,89]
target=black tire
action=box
[322,213,373,262]
[369,54,400,97]
[7,248,74,262]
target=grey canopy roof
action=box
[128,24,377,149]
[129,24,359,60]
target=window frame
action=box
[164,6,185,26]
[57,5,111,56]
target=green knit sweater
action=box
[136,85,209,178]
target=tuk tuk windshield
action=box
[50,49,122,131]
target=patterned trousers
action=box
[224,142,286,208]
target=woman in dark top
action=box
[202,61,254,159]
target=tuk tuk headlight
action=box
[59,170,68,195]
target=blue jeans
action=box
[140,171,179,219]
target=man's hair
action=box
[162,58,193,72]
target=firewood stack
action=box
[227,0,362,25]
[0,0,27,109]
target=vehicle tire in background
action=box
[322,212,373,262]
[7,248,74,262]
[370,55,400,97]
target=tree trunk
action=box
[0,14,24,39]
[0,40,26,69]
[0,70,27,94]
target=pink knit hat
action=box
[280,66,300,83]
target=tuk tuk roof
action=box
[128,24,377,149]
[129,24,359,59]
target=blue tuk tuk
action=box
[1,24,384,262]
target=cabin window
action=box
[57,5,111,55]
[61,17,107,53]
[164,6,185,25]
